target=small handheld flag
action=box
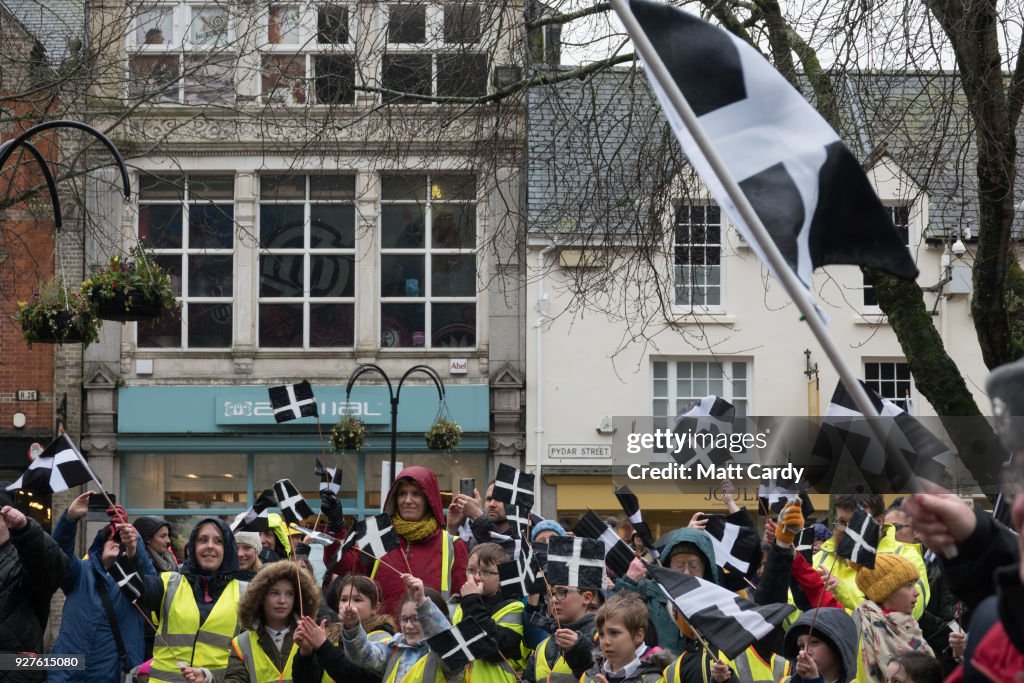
[274,478,315,525]
[834,507,879,569]
[573,510,636,577]
[5,433,94,494]
[232,488,277,532]
[492,463,534,508]
[268,380,318,423]
[315,458,342,495]
[344,513,401,559]
[545,536,605,590]
[426,619,498,671]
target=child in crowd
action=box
[581,594,670,683]
[449,542,528,682]
[293,575,396,683]
[885,651,944,683]
[854,555,934,682]
[332,574,463,683]
[781,607,859,683]
[523,570,601,682]
[224,560,321,683]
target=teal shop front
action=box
[116,384,490,541]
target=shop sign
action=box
[548,444,612,459]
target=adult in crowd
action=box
[0,491,67,683]
[357,466,468,617]
[118,516,248,683]
[260,513,290,564]
[133,515,178,573]
[905,356,1024,682]
[50,492,157,683]
[234,530,262,580]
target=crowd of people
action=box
[0,360,1022,683]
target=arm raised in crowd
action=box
[3,504,67,600]
[117,518,167,611]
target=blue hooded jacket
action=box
[613,528,719,655]
[49,511,157,683]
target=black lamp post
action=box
[0,120,132,221]
[345,363,446,491]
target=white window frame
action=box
[136,175,235,350]
[379,173,478,350]
[256,174,357,349]
[260,1,357,106]
[863,359,914,412]
[651,359,750,454]
[380,2,489,102]
[672,202,724,313]
[127,2,237,105]
[863,203,913,312]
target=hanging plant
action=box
[331,415,367,453]
[425,418,462,451]
[84,245,180,322]
[16,282,102,347]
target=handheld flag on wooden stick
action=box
[6,433,94,493]
[315,457,342,495]
[492,463,535,508]
[344,513,401,559]
[614,485,657,553]
[274,478,315,524]
[268,380,318,422]
[232,488,277,532]
[426,619,498,671]
[573,510,636,577]
[834,507,879,569]
[545,536,606,590]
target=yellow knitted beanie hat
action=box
[855,554,918,604]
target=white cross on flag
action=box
[110,557,145,602]
[315,457,342,496]
[835,507,879,569]
[617,0,918,317]
[649,564,794,660]
[231,488,277,532]
[573,510,637,578]
[492,463,534,509]
[672,395,737,469]
[274,478,315,525]
[343,513,401,559]
[426,618,498,671]
[268,380,318,423]
[795,527,816,563]
[503,503,531,540]
[614,485,657,555]
[498,542,541,599]
[703,517,761,577]
[289,523,336,546]
[5,433,94,494]
[546,535,606,590]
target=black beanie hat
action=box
[133,515,171,542]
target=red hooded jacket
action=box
[333,466,468,617]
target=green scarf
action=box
[392,515,439,543]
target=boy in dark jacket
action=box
[781,608,858,683]
[522,570,600,682]
[581,594,671,683]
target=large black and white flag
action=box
[614,485,657,555]
[503,503,532,540]
[492,463,535,509]
[617,0,918,315]
[232,488,277,532]
[672,395,738,469]
[315,457,342,496]
[5,434,93,494]
[649,564,794,660]
[268,380,318,423]
[345,513,401,559]
[835,507,879,569]
[274,478,315,525]
[110,557,145,602]
[703,517,761,578]
[818,380,953,487]
[573,510,637,578]
[546,536,606,590]
[426,619,498,671]
[498,542,541,600]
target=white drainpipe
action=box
[534,245,556,518]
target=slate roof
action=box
[0,0,84,63]
[527,66,1024,240]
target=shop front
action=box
[116,383,489,546]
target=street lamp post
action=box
[345,363,446,492]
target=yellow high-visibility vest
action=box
[230,630,296,683]
[383,651,445,683]
[372,531,455,600]
[452,600,526,683]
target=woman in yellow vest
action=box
[338,574,464,682]
[120,517,249,683]
[223,559,321,683]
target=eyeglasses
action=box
[548,587,580,601]
[832,520,847,529]
[466,568,499,578]
[399,615,420,625]
[668,560,704,573]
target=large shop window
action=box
[128,2,236,105]
[137,174,235,348]
[652,359,749,437]
[362,451,487,510]
[674,204,722,308]
[381,3,487,102]
[262,2,356,105]
[380,174,477,348]
[864,205,911,308]
[258,174,356,347]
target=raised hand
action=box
[67,490,94,521]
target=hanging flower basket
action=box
[84,246,180,323]
[425,418,462,451]
[331,415,367,453]
[16,286,102,347]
